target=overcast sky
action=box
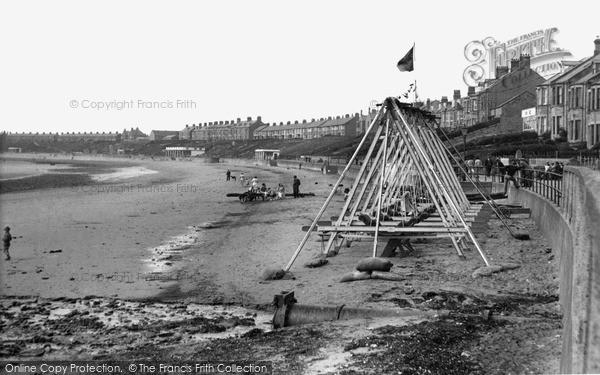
[1,0,598,134]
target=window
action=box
[569,120,574,140]
[552,116,562,134]
[591,87,600,110]
[571,87,583,108]
[552,86,564,105]
[539,116,547,133]
[537,87,548,105]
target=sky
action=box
[1,0,599,135]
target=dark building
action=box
[536,37,600,147]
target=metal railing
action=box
[454,166,563,206]
[517,170,563,206]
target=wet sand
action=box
[0,156,343,303]
[0,157,249,299]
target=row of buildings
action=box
[2,127,149,143]
[2,131,122,143]
[170,114,362,142]
[424,37,600,148]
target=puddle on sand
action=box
[144,227,206,275]
[91,166,158,181]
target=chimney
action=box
[294,120,298,124]
[237,118,241,123]
[257,116,262,122]
[328,116,332,120]
[467,86,475,96]
[594,36,600,55]
[225,121,229,125]
[495,66,509,77]
[453,90,461,101]
[510,58,519,71]
[519,54,531,68]
[247,116,252,121]
[280,122,284,125]
[441,96,448,104]
[287,121,291,125]
[302,119,307,123]
[311,118,316,122]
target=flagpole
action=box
[413,42,417,105]
[414,79,418,104]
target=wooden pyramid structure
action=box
[284,97,491,272]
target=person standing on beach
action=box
[3,226,12,260]
[293,175,301,198]
[226,169,231,181]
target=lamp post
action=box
[460,125,469,161]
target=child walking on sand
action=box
[3,226,12,260]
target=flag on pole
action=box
[396,46,414,72]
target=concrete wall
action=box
[509,167,600,374]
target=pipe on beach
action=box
[272,291,435,329]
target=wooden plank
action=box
[317,225,470,233]
[341,233,465,239]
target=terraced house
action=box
[253,114,358,140]
[536,37,600,148]
[191,117,264,141]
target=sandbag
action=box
[261,268,285,281]
[198,222,218,229]
[358,213,375,226]
[356,257,393,272]
[471,263,521,278]
[340,271,372,283]
[304,257,328,268]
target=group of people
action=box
[226,169,303,200]
[542,161,564,179]
[464,156,500,179]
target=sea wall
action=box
[509,167,600,374]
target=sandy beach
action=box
[0,155,348,303]
[0,155,562,373]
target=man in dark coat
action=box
[484,157,493,177]
[293,175,301,198]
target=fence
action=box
[452,166,564,206]
[569,156,599,170]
